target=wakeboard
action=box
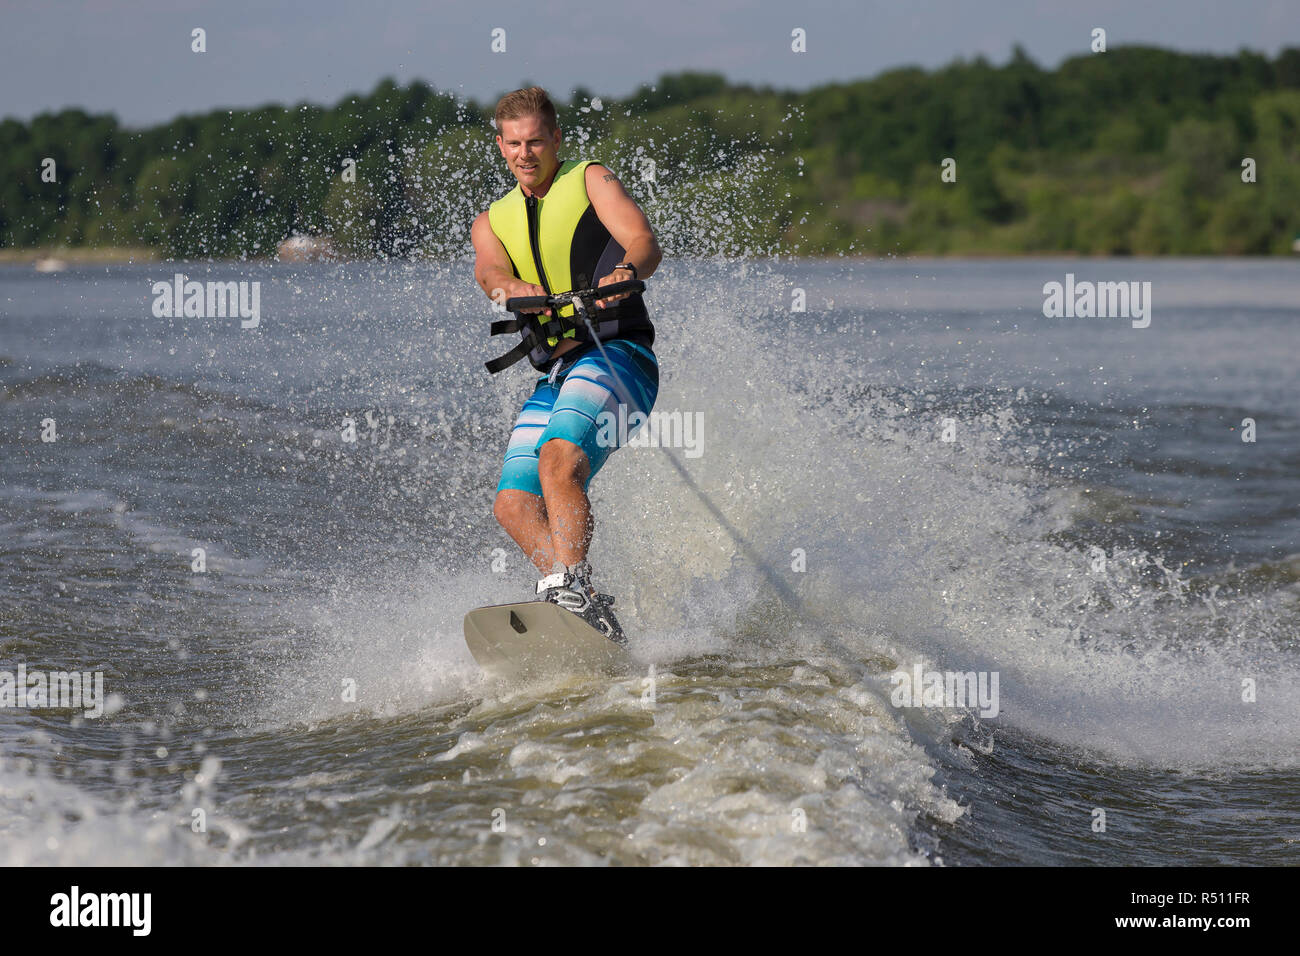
[463,600,631,680]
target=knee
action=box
[493,491,533,529]
[537,439,589,487]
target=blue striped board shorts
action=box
[497,338,659,497]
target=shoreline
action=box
[0,247,161,265]
[1,247,1295,266]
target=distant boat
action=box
[277,234,337,262]
[34,257,67,272]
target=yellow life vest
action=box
[485,159,653,374]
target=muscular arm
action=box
[472,211,519,305]
[585,164,662,281]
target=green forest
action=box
[2,45,1299,258]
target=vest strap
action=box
[484,337,536,374]
[484,310,651,374]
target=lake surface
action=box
[1,257,1296,864]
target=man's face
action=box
[496,114,561,190]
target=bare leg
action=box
[493,489,557,574]
[537,438,593,567]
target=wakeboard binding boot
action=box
[536,560,626,645]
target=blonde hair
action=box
[494,87,559,134]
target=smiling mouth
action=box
[518,162,538,173]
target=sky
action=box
[2,0,1298,127]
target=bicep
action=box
[472,212,513,278]
[586,165,655,248]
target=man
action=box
[471,86,662,643]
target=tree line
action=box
[2,45,1298,258]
